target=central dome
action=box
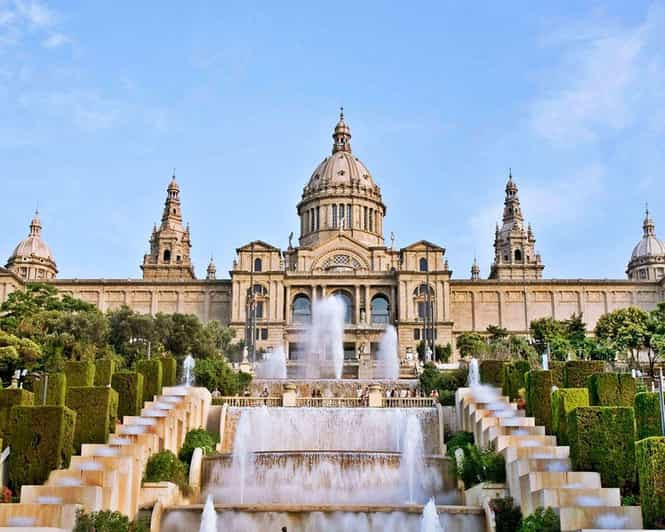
[6,210,58,280]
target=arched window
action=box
[253,284,267,296]
[413,284,434,297]
[163,249,171,262]
[371,295,390,324]
[514,249,522,261]
[332,290,353,324]
[254,258,262,272]
[419,257,428,272]
[292,295,312,323]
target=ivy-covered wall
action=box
[7,405,76,490]
[160,357,177,387]
[65,387,119,452]
[502,360,531,401]
[634,392,662,440]
[567,406,636,489]
[137,359,163,401]
[564,360,605,388]
[480,360,505,387]
[33,373,67,406]
[64,360,95,387]
[0,389,34,438]
[526,370,555,433]
[635,437,665,528]
[111,371,144,418]
[587,372,636,406]
[94,359,116,387]
[551,388,589,445]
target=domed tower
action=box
[489,171,544,280]
[141,174,196,280]
[297,109,386,248]
[626,207,665,281]
[6,210,58,280]
[206,256,217,280]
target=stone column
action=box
[203,290,210,323]
[443,281,450,321]
[151,290,158,316]
[471,291,477,331]
[285,285,291,325]
[354,285,360,324]
[365,284,371,323]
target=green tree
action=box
[486,325,509,343]
[193,356,251,394]
[456,332,487,359]
[595,307,650,368]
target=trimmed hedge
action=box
[66,387,119,452]
[7,405,76,490]
[480,360,505,387]
[0,389,34,438]
[564,360,605,388]
[502,360,531,401]
[137,359,163,401]
[94,359,116,387]
[550,361,566,387]
[111,371,144,419]
[64,361,96,387]
[526,370,555,433]
[551,388,589,445]
[636,437,665,528]
[567,406,636,489]
[588,372,636,406]
[160,357,177,387]
[635,392,662,440]
[33,373,67,406]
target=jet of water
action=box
[183,355,196,386]
[467,358,480,387]
[255,346,287,379]
[305,296,346,379]
[376,325,400,380]
[199,494,217,532]
[401,414,425,504]
[420,498,443,532]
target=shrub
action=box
[33,372,67,406]
[634,392,662,440]
[193,356,251,394]
[159,357,177,387]
[551,388,589,445]
[635,437,665,528]
[490,497,522,532]
[420,364,467,397]
[64,360,96,387]
[587,372,635,406]
[94,359,116,387]
[458,445,505,488]
[446,431,474,459]
[526,370,555,433]
[518,507,560,532]
[7,405,76,490]
[144,450,188,492]
[564,360,605,387]
[568,406,636,489]
[178,428,218,470]
[111,371,144,419]
[66,387,119,452]
[480,360,505,387]
[439,390,455,406]
[74,509,147,532]
[549,361,566,387]
[136,359,163,401]
[0,389,33,438]
[502,360,531,401]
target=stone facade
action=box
[2,112,665,363]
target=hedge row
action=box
[480,360,505,387]
[111,371,144,419]
[137,359,163,402]
[65,387,119,452]
[0,389,33,438]
[502,360,531,401]
[7,405,76,490]
[588,372,635,406]
[636,437,665,528]
[33,373,67,406]
[568,406,636,489]
[64,360,95,387]
[635,392,662,440]
[94,358,116,387]
[551,388,589,445]
[526,370,555,434]
[564,360,605,387]
[160,357,177,387]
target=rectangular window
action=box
[289,342,304,361]
[347,204,352,228]
[414,329,420,340]
[363,206,368,229]
[255,301,264,319]
[338,203,344,226]
[332,204,337,228]
[369,209,374,232]
[316,206,320,230]
[261,328,268,340]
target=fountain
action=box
[467,358,479,387]
[421,498,443,532]
[303,296,346,379]
[541,353,549,371]
[183,355,196,386]
[199,495,217,532]
[401,414,425,504]
[377,325,400,380]
[255,346,287,379]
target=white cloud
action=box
[529,4,665,144]
[0,0,67,47]
[14,0,55,27]
[42,32,70,48]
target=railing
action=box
[382,397,436,408]
[295,397,364,408]
[212,396,282,407]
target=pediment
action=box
[309,235,371,273]
[401,239,444,252]
[236,240,281,253]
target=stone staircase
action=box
[0,386,210,531]
[455,386,646,532]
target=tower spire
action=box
[29,209,42,237]
[332,107,352,154]
[643,203,656,237]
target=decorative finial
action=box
[509,167,512,178]
[646,201,649,216]
[173,168,176,178]
[339,106,344,121]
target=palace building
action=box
[2,112,665,367]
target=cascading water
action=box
[541,353,549,370]
[377,325,400,380]
[421,498,443,532]
[255,346,287,379]
[467,358,479,387]
[183,355,196,386]
[400,414,425,504]
[305,296,346,379]
[199,495,217,532]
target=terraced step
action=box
[495,434,558,453]
[533,487,621,509]
[559,506,643,531]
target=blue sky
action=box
[1,1,664,280]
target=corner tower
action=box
[297,109,386,248]
[489,171,544,280]
[6,210,58,280]
[626,207,665,281]
[141,175,195,280]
